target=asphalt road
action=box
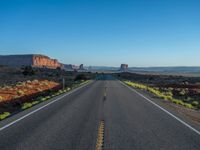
[0,78,199,150]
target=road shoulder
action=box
[119,80,200,133]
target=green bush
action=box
[31,101,39,105]
[0,112,10,120]
[58,90,64,94]
[17,90,25,96]
[184,103,193,109]
[45,96,51,99]
[21,102,33,109]
[179,89,186,96]
[21,101,40,110]
[192,101,199,107]
[41,97,47,101]
[172,99,184,105]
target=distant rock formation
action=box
[119,64,128,72]
[63,64,79,71]
[0,54,61,69]
[63,64,87,72]
[79,64,88,72]
[79,64,84,70]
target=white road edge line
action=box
[0,81,92,132]
[120,81,200,135]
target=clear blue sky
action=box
[0,0,200,67]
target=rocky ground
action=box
[0,66,94,117]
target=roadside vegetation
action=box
[116,72,200,110]
[0,112,10,120]
[124,81,195,109]
[0,79,90,121]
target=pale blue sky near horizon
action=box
[0,0,200,67]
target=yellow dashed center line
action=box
[96,120,105,150]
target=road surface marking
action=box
[0,81,92,132]
[96,120,105,150]
[103,87,107,101]
[120,81,200,135]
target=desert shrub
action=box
[172,99,179,104]
[17,90,25,96]
[58,90,64,94]
[16,81,23,86]
[192,101,199,107]
[4,86,11,90]
[41,97,47,101]
[42,97,50,101]
[43,82,49,86]
[27,80,32,84]
[33,79,39,83]
[36,88,42,92]
[0,112,10,120]
[31,101,39,105]
[163,95,173,101]
[21,102,32,109]
[36,96,43,100]
[0,96,3,102]
[55,93,59,96]
[184,103,193,109]
[125,81,173,100]
[179,89,186,96]
[172,99,184,105]
[186,97,192,101]
[168,87,174,91]
[45,96,51,99]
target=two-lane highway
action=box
[0,78,199,150]
[103,80,200,150]
[0,81,104,150]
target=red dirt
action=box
[0,80,60,103]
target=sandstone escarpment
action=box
[0,54,62,69]
[32,55,61,68]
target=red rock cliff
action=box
[32,55,61,69]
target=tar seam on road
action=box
[96,120,105,150]
[0,81,92,132]
[120,81,200,136]
[103,87,107,101]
